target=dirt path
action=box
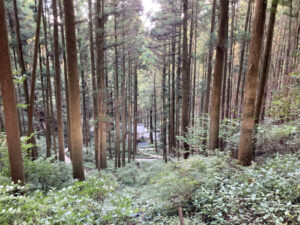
[137,150,163,159]
[63,146,162,168]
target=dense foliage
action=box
[1,150,299,224]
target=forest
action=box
[0,0,299,224]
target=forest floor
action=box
[38,125,299,224]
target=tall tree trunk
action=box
[27,0,43,160]
[284,0,293,80]
[95,0,107,169]
[204,0,217,114]
[114,10,121,168]
[162,45,167,163]
[53,0,65,161]
[168,42,172,156]
[39,45,52,157]
[58,0,71,156]
[88,0,98,168]
[77,27,89,149]
[238,0,267,166]
[49,70,57,158]
[7,17,24,137]
[192,5,198,128]
[219,11,229,151]
[133,64,138,160]
[225,0,236,119]
[208,0,229,150]
[12,0,29,109]
[0,0,25,184]
[176,25,182,157]
[170,26,176,155]
[42,6,56,158]
[254,0,279,125]
[154,73,158,153]
[63,0,85,180]
[128,60,133,162]
[181,0,190,159]
[121,14,127,167]
[233,0,252,119]
[150,103,153,144]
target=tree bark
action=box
[204,0,217,114]
[58,0,71,157]
[27,0,43,160]
[0,0,25,184]
[121,7,127,167]
[128,60,133,162]
[208,0,229,150]
[176,25,182,157]
[225,0,236,119]
[95,0,107,169]
[181,0,190,159]
[133,64,138,160]
[12,0,29,109]
[114,9,121,168]
[53,0,65,161]
[162,45,167,163]
[170,27,176,154]
[254,0,279,125]
[238,0,267,166]
[63,0,85,180]
[233,0,252,119]
[154,73,158,153]
[88,0,98,168]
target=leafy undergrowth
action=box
[1,133,299,224]
[120,152,300,224]
[0,172,138,224]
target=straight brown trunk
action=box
[284,0,293,80]
[204,0,217,114]
[238,0,267,166]
[150,105,154,144]
[208,0,229,150]
[170,28,176,154]
[154,73,158,153]
[88,0,98,168]
[114,10,121,168]
[42,6,55,158]
[53,0,65,161]
[58,0,71,156]
[176,25,181,157]
[225,0,236,119]
[121,47,127,167]
[63,0,85,180]
[133,64,138,160]
[0,0,25,184]
[39,46,51,156]
[27,0,43,160]
[128,60,133,162]
[95,0,107,169]
[13,0,29,108]
[181,0,190,159]
[254,0,279,125]
[233,0,252,119]
[162,45,167,163]
[192,5,198,128]
[49,71,57,158]
[77,27,89,149]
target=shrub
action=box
[24,157,73,193]
[138,153,300,224]
[117,160,165,186]
[0,172,138,225]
